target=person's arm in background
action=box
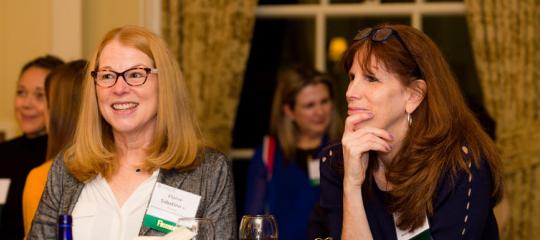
[243,144,268,214]
[23,160,54,237]
[23,166,42,236]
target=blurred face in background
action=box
[285,83,333,139]
[15,67,49,138]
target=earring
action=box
[407,113,412,126]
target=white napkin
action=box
[132,227,196,240]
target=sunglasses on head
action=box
[353,27,423,78]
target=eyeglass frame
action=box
[353,27,423,79]
[91,67,158,88]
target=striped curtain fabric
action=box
[161,0,257,153]
[465,0,540,238]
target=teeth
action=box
[112,103,137,110]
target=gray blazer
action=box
[28,148,237,240]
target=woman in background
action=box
[22,60,87,235]
[319,24,503,239]
[244,65,342,240]
[0,55,63,238]
[29,25,236,239]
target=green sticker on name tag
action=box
[143,214,177,233]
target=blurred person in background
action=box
[22,59,87,236]
[244,65,343,240]
[0,55,63,238]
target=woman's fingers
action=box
[341,116,394,186]
[344,114,393,142]
[343,127,393,149]
[343,134,392,153]
[344,127,393,143]
[344,112,373,133]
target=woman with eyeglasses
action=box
[28,26,236,240]
[318,24,503,239]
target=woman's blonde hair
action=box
[65,25,201,181]
[270,65,343,162]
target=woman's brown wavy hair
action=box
[341,23,503,231]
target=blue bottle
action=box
[57,214,73,240]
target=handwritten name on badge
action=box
[143,183,201,233]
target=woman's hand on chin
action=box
[341,113,393,188]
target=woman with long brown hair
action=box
[318,24,503,239]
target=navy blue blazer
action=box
[244,136,328,240]
[318,144,499,240]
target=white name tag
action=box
[0,179,10,204]
[143,183,201,233]
[394,214,430,240]
[308,157,320,186]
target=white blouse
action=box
[72,170,159,240]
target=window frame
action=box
[256,0,466,71]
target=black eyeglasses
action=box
[353,27,423,78]
[91,67,158,88]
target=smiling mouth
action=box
[112,102,138,110]
[19,113,39,119]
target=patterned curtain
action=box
[465,0,540,238]
[162,0,257,153]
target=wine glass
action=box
[239,214,278,240]
[175,217,215,240]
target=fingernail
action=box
[389,133,394,140]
